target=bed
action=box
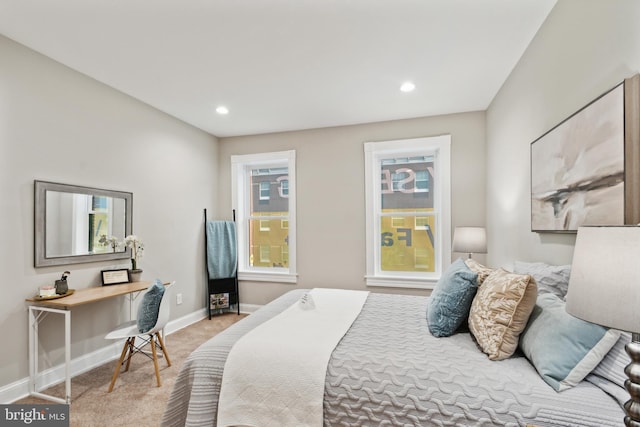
[161,286,628,426]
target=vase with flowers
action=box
[98,234,120,252]
[124,235,144,281]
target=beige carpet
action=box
[15,313,246,427]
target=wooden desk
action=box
[26,281,152,404]
[26,281,151,309]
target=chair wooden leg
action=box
[150,335,161,387]
[155,332,171,367]
[124,338,135,372]
[108,338,131,393]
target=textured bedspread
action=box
[161,290,624,427]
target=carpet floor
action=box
[15,312,246,427]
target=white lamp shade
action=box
[452,227,487,254]
[565,226,640,333]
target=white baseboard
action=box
[0,308,212,404]
[0,340,124,404]
[207,303,261,316]
[164,308,208,335]
[239,303,262,314]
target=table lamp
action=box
[565,226,640,427]
[452,226,487,259]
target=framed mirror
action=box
[34,180,133,267]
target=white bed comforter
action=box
[216,288,369,427]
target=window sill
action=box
[365,275,437,290]
[238,271,298,284]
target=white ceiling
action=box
[0,0,556,138]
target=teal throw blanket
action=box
[206,221,237,279]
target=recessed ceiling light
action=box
[216,106,229,115]
[400,82,416,93]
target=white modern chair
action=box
[105,281,175,392]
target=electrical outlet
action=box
[176,293,183,305]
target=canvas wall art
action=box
[531,83,624,232]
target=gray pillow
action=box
[427,258,478,337]
[137,279,165,333]
[513,261,570,300]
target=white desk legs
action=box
[128,290,144,319]
[28,305,71,404]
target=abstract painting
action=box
[531,83,624,232]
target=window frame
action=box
[231,150,297,283]
[364,135,451,289]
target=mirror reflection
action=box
[35,181,133,267]
[45,191,127,257]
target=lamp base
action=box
[624,334,640,426]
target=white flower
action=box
[123,235,144,262]
[99,235,120,251]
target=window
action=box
[364,136,451,289]
[415,170,429,192]
[278,177,289,197]
[391,217,405,228]
[232,150,297,283]
[259,245,270,263]
[415,216,429,230]
[259,182,270,200]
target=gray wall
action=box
[217,112,486,305]
[0,35,218,392]
[486,0,640,268]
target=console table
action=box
[25,281,152,404]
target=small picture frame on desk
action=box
[101,268,130,286]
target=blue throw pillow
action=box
[519,293,620,391]
[427,258,479,337]
[137,279,165,333]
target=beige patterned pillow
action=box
[464,258,493,286]
[468,268,537,360]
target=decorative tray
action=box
[33,289,75,301]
